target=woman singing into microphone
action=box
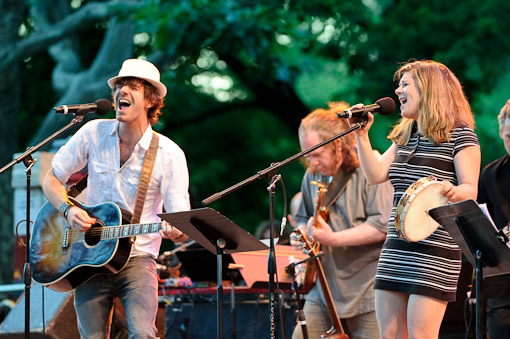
[349,59,480,339]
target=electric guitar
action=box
[297,180,349,339]
[30,197,164,292]
[296,228,349,339]
[300,180,328,292]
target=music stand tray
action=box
[159,207,268,254]
[429,199,510,339]
[158,207,269,339]
[428,199,510,277]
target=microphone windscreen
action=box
[94,98,112,115]
[376,97,396,116]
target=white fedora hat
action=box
[108,59,167,97]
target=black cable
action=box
[464,296,474,339]
[15,219,31,247]
[279,177,288,238]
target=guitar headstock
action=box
[311,180,328,194]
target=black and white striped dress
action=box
[374,124,479,301]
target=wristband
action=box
[58,201,74,220]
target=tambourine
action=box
[394,175,448,242]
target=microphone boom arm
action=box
[202,122,365,205]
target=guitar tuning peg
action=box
[311,180,328,191]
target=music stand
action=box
[428,199,510,339]
[176,247,235,282]
[159,207,268,339]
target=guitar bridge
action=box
[62,224,71,255]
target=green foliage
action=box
[348,0,510,166]
[127,0,510,231]
[168,107,305,233]
[471,73,510,167]
[130,0,377,233]
[7,0,510,258]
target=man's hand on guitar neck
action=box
[290,230,304,251]
[290,215,335,250]
[67,206,96,232]
[160,221,189,243]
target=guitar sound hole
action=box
[84,220,105,246]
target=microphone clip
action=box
[75,107,92,116]
[284,251,324,274]
[359,114,369,126]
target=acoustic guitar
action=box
[30,197,164,292]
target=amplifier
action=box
[165,294,298,339]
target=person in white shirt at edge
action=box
[42,58,190,338]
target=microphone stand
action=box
[267,174,280,339]
[285,253,325,339]
[0,110,89,339]
[202,121,366,338]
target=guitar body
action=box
[30,198,132,292]
[301,254,317,292]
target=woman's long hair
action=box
[388,60,474,145]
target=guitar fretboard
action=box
[100,223,162,240]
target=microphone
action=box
[337,97,396,119]
[54,98,111,115]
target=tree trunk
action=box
[0,0,26,284]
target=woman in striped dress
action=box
[349,60,480,338]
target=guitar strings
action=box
[73,223,162,237]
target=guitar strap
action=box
[322,168,354,209]
[67,172,88,198]
[65,131,160,225]
[131,131,159,224]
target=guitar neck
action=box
[99,222,162,240]
[296,228,345,336]
[313,256,344,334]
[312,180,328,229]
